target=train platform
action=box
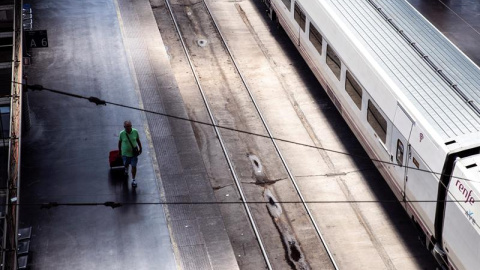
[19,0,237,269]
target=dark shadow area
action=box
[0,147,7,187]
[108,167,138,208]
[249,0,438,267]
[108,167,128,186]
[407,0,480,65]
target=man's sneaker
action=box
[132,179,137,188]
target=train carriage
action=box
[264,0,480,268]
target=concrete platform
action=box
[19,0,178,269]
[19,0,240,268]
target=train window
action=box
[282,0,291,11]
[326,45,341,79]
[294,3,306,31]
[367,100,387,143]
[309,24,322,55]
[345,71,362,109]
[396,140,404,166]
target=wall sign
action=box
[25,30,48,48]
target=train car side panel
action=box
[443,163,480,270]
[404,146,439,237]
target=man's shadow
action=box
[108,167,137,204]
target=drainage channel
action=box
[249,154,311,269]
[201,1,339,269]
[162,0,273,269]
[265,189,310,270]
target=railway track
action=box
[162,0,273,268]
[159,0,339,268]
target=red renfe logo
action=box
[456,180,476,205]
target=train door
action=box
[389,105,413,200]
[293,2,305,46]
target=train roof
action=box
[324,0,480,141]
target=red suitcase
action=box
[109,150,124,169]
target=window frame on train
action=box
[294,2,306,32]
[309,23,323,55]
[396,139,404,166]
[281,0,291,11]
[326,44,341,79]
[345,70,363,110]
[367,99,388,144]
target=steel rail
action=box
[201,1,339,269]
[162,0,273,269]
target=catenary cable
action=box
[19,80,480,236]
[14,199,480,230]
[14,81,480,184]
[11,199,480,208]
[14,82,480,234]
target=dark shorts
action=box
[122,156,138,167]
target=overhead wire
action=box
[11,82,480,230]
[8,199,480,208]
[14,81,480,184]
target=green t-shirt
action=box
[119,129,139,157]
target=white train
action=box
[263,0,480,269]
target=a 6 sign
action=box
[24,30,48,48]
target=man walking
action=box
[118,120,142,187]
